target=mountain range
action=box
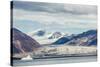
[29,30,63,39]
[53,30,97,46]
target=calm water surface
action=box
[13,56,97,66]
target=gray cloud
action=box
[12,1,97,34]
[13,1,97,15]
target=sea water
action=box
[13,56,97,66]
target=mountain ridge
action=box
[53,29,97,46]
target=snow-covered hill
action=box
[28,30,64,44]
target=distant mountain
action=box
[12,28,41,59]
[48,32,62,39]
[35,30,45,36]
[88,38,97,46]
[30,30,46,37]
[53,34,76,44]
[67,30,97,46]
[72,30,97,39]
[53,37,70,44]
[53,30,97,46]
[28,30,62,44]
[64,34,77,39]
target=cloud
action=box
[63,4,97,15]
[13,1,97,15]
[12,1,97,34]
[13,9,97,26]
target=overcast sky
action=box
[12,1,97,34]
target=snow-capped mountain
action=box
[48,32,62,39]
[53,30,97,46]
[29,29,46,37]
[67,30,97,46]
[28,30,63,44]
